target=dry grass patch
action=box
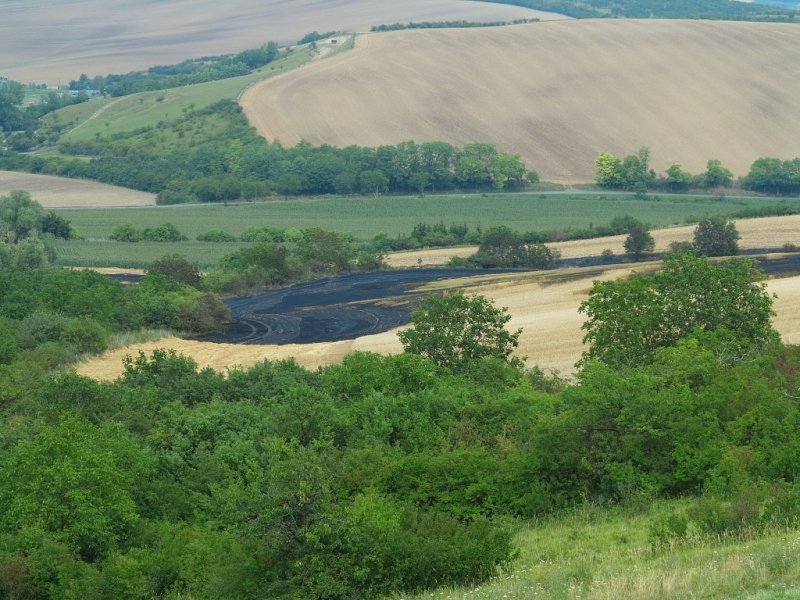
[0,171,155,208]
[243,20,800,183]
[386,214,800,267]
[1,0,560,83]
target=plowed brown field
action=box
[0,171,155,207]
[242,20,800,182]
[0,0,562,83]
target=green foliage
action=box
[664,163,692,192]
[295,227,355,275]
[622,218,654,260]
[479,0,798,21]
[472,225,559,268]
[580,253,776,369]
[15,311,68,349]
[196,229,237,243]
[399,291,522,373]
[298,31,337,44]
[149,254,203,288]
[142,222,187,242]
[173,291,230,334]
[0,190,44,241]
[371,17,539,32]
[743,156,800,195]
[701,159,734,189]
[693,215,739,256]
[0,317,19,364]
[595,152,623,188]
[68,42,281,97]
[109,222,143,242]
[60,317,109,354]
[0,415,149,560]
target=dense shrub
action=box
[142,223,187,242]
[197,229,237,243]
[110,223,143,242]
[16,311,67,349]
[149,254,203,289]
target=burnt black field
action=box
[201,268,510,345]
[197,252,800,346]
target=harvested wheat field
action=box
[243,20,800,183]
[77,264,800,381]
[0,0,561,84]
[387,214,800,267]
[0,171,155,208]
[76,336,384,382]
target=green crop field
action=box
[42,43,318,144]
[56,192,788,240]
[49,191,796,268]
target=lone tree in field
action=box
[579,253,775,370]
[622,219,655,261]
[399,290,522,373]
[693,216,739,256]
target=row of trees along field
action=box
[595,148,800,196]
[67,43,281,97]
[1,100,532,199]
[3,242,800,597]
[485,0,798,20]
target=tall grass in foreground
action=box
[106,328,174,350]
[395,500,800,600]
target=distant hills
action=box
[0,0,560,84]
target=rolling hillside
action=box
[242,19,800,183]
[0,0,563,84]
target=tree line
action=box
[0,79,89,150]
[1,100,531,201]
[482,0,798,21]
[595,148,800,196]
[370,18,539,32]
[67,43,281,97]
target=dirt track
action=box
[242,20,800,183]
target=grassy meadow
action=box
[42,43,318,144]
[51,192,792,267]
[397,500,800,600]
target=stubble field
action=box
[242,19,800,183]
[0,170,155,208]
[387,214,800,266]
[0,0,561,84]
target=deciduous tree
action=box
[693,216,739,256]
[398,291,522,373]
[579,253,775,369]
[623,219,655,260]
